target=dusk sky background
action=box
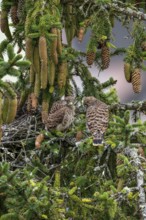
[70,19,146,103]
[0,2,146,105]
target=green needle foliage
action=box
[0,40,30,98]
[0,0,146,220]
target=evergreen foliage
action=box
[0,0,146,219]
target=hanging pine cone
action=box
[131,68,141,93]
[86,51,96,65]
[124,63,132,83]
[101,45,110,70]
[141,41,146,51]
[10,5,19,25]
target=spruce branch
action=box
[110,101,146,112]
[77,0,146,21]
[107,2,146,21]
[124,147,146,219]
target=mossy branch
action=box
[110,101,146,112]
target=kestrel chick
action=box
[46,96,75,131]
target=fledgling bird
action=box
[49,100,66,114]
[83,96,109,146]
[46,96,75,131]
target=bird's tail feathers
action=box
[93,132,104,146]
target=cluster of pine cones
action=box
[77,28,110,69]
[86,42,110,69]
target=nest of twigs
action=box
[0,112,44,166]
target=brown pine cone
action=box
[101,45,110,70]
[131,68,141,93]
[86,51,96,65]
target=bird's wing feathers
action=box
[62,107,75,127]
[49,100,66,114]
[86,105,98,133]
[46,107,66,129]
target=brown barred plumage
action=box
[49,101,66,114]
[83,96,109,146]
[46,96,75,131]
[131,68,141,93]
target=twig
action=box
[0,137,35,145]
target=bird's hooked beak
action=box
[68,101,74,106]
